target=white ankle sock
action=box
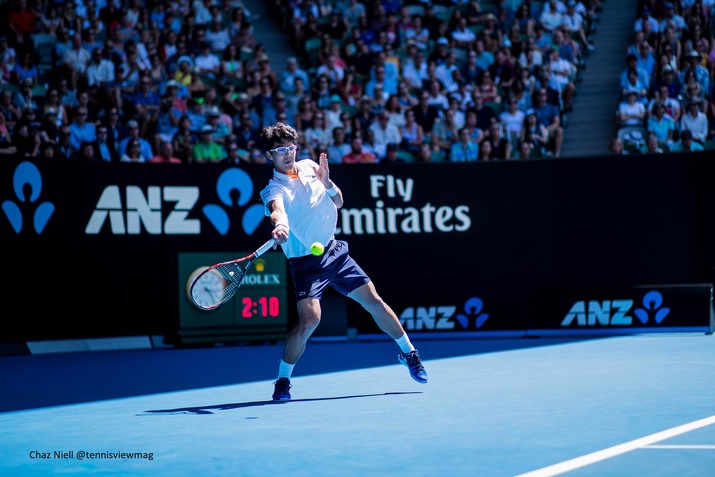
[395,334,415,354]
[277,360,295,380]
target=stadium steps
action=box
[560,0,640,158]
[239,0,297,80]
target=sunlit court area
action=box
[2,334,715,476]
[4,0,715,475]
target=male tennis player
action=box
[259,122,427,401]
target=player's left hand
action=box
[317,152,330,186]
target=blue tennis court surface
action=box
[1,334,713,476]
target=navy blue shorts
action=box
[288,240,370,301]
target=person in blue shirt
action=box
[118,119,154,158]
[450,127,480,162]
[132,75,162,135]
[68,107,97,153]
[533,87,563,157]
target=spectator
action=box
[670,129,704,152]
[680,50,710,100]
[93,125,119,162]
[68,107,97,153]
[1,90,20,134]
[679,98,708,144]
[608,137,628,155]
[150,141,182,163]
[369,110,402,160]
[132,74,162,135]
[499,98,526,150]
[650,64,680,100]
[533,87,563,157]
[468,90,499,133]
[562,0,593,51]
[521,108,549,157]
[72,141,100,161]
[325,94,344,132]
[475,70,501,104]
[172,116,195,164]
[119,119,153,158]
[546,47,577,112]
[255,54,279,90]
[13,78,38,112]
[342,133,377,163]
[11,51,38,86]
[646,101,675,147]
[620,53,651,92]
[303,110,332,152]
[204,105,231,145]
[398,108,424,156]
[431,109,459,160]
[404,16,430,51]
[647,84,681,124]
[219,141,247,165]
[192,124,227,163]
[217,43,242,83]
[413,90,441,138]
[279,56,310,96]
[63,31,91,90]
[55,125,74,159]
[640,132,665,154]
[618,89,646,127]
[382,142,407,163]
[120,139,147,162]
[450,127,480,162]
[489,47,517,91]
[328,126,351,164]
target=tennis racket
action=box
[188,238,276,310]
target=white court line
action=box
[515,415,715,477]
[645,445,715,449]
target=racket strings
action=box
[190,262,246,309]
[214,262,246,301]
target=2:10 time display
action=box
[241,295,281,318]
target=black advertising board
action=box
[0,152,712,343]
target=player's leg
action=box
[348,282,428,384]
[272,297,321,401]
[283,298,321,364]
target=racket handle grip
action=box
[255,238,276,257]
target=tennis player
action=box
[259,122,428,401]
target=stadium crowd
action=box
[1,0,708,163]
[612,0,715,154]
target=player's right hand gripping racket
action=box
[188,238,276,310]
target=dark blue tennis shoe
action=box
[272,378,292,401]
[399,350,428,384]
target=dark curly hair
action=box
[260,122,299,150]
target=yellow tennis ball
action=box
[311,242,325,256]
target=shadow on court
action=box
[141,391,423,415]
[0,336,592,413]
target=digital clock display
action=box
[241,295,281,318]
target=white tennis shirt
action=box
[260,159,338,258]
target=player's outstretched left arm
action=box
[318,152,343,207]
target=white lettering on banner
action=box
[86,186,200,235]
[83,174,472,236]
[242,274,281,285]
[369,175,414,202]
[400,306,457,330]
[561,300,634,326]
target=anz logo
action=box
[85,168,264,235]
[2,161,55,234]
[399,296,490,331]
[561,290,671,327]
